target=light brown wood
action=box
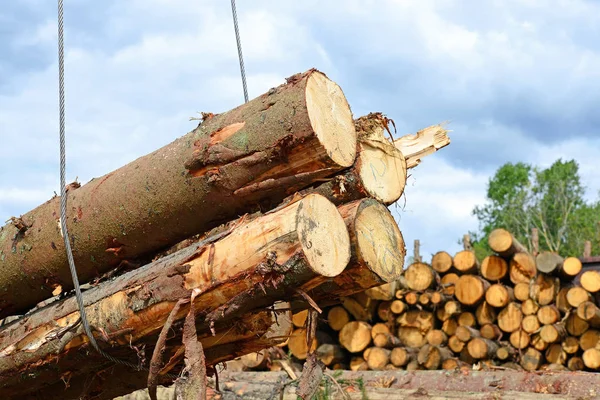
[531,333,548,351]
[458,312,476,328]
[432,251,453,273]
[453,250,479,275]
[390,347,417,367]
[441,358,469,370]
[475,302,497,326]
[404,262,438,291]
[485,284,514,308]
[579,329,600,351]
[530,274,559,306]
[467,338,498,360]
[444,301,462,318]
[341,293,378,322]
[327,306,350,331]
[513,282,531,302]
[315,344,345,366]
[455,326,481,342]
[373,333,401,349]
[365,282,397,301]
[521,299,539,316]
[509,331,530,349]
[539,324,566,344]
[480,255,508,281]
[498,302,523,333]
[442,319,458,337]
[397,327,426,348]
[555,287,571,313]
[584,241,592,258]
[568,356,585,371]
[567,287,592,308]
[241,350,270,369]
[582,348,600,370]
[287,328,318,360]
[455,275,490,306]
[580,270,600,293]
[292,310,308,328]
[488,229,528,257]
[349,357,368,371]
[520,347,543,371]
[440,273,459,296]
[448,335,466,353]
[562,336,579,354]
[509,253,537,284]
[521,315,541,334]
[405,360,421,371]
[566,313,589,337]
[376,301,392,322]
[394,123,451,169]
[417,344,453,370]
[371,323,392,339]
[535,251,564,275]
[577,301,600,324]
[390,300,407,315]
[419,292,433,307]
[366,347,391,370]
[404,291,418,305]
[496,346,516,361]
[430,292,449,305]
[426,330,448,346]
[563,257,583,278]
[397,310,435,334]
[479,324,502,340]
[339,321,373,353]
[537,305,560,325]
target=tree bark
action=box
[0,69,358,319]
[0,193,350,397]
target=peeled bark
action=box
[393,123,451,169]
[0,69,358,319]
[0,193,349,397]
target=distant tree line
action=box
[469,159,600,260]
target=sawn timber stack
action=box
[0,68,451,399]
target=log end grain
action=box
[431,251,453,274]
[480,255,508,281]
[339,321,372,353]
[455,275,489,306]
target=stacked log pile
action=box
[235,228,600,374]
[0,68,450,399]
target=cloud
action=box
[1,0,600,263]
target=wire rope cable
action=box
[230,0,249,103]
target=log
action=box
[520,348,544,371]
[376,301,393,322]
[537,305,560,325]
[398,327,427,348]
[442,319,458,337]
[371,323,391,338]
[457,312,476,328]
[566,313,589,337]
[441,358,469,370]
[339,321,372,353]
[426,330,448,346]
[373,333,401,348]
[431,251,453,274]
[366,347,391,370]
[496,346,516,361]
[579,330,600,351]
[404,291,419,305]
[562,257,583,279]
[521,299,539,316]
[393,123,451,169]
[530,274,559,306]
[0,69,358,319]
[513,282,531,302]
[467,338,499,360]
[341,294,378,322]
[535,251,564,275]
[566,287,592,308]
[577,301,600,324]
[561,336,579,354]
[305,197,405,301]
[539,324,566,344]
[509,331,530,349]
[0,194,349,397]
[521,315,541,334]
[315,344,345,366]
[480,324,502,340]
[417,344,453,370]
[475,302,497,326]
[498,302,523,333]
[448,335,466,353]
[430,292,449,305]
[485,284,514,308]
[440,273,459,296]
[452,250,479,275]
[441,300,462,320]
[455,326,481,342]
[568,356,585,371]
[349,357,368,371]
[292,310,308,328]
[365,282,397,301]
[488,229,528,257]
[455,275,490,306]
[288,328,319,360]
[582,348,600,370]
[390,347,418,367]
[403,262,438,291]
[531,334,549,351]
[327,306,350,331]
[397,311,435,333]
[509,253,537,284]
[580,270,600,293]
[480,255,508,281]
[555,287,571,313]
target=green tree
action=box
[470,159,599,259]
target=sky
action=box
[1,0,600,263]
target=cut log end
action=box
[352,199,406,282]
[509,253,537,284]
[297,194,351,277]
[480,255,508,281]
[339,321,372,353]
[404,262,436,291]
[455,275,489,306]
[431,251,453,273]
[489,228,526,257]
[306,72,357,168]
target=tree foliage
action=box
[470,159,599,259]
